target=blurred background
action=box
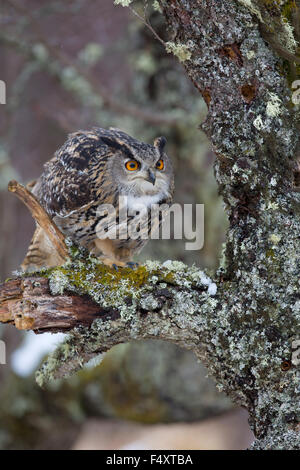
[0,0,253,449]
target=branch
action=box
[0,260,219,387]
[0,277,116,331]
[128,5,165,46]
[8,180,69,262]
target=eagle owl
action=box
[22,127,174,271]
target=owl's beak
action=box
[146,169,156,185]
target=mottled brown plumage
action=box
[22,127,174,271]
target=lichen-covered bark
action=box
[33,257,220,385]
[1,0,299,449]
[158,0,300,449]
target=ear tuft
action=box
[108,126,123,132]
[154,136,167,153]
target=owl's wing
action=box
[32,163,95,219]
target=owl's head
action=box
[89,128,174,200]
[96,128,174,201]
[58,127,174,203]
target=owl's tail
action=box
[21,225,64,272]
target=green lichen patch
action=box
[114,0,133,6]
[45,253,218,312]
[165,42,193,63]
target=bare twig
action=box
[8,180,69,262]
[129,5,165,46]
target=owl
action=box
[22,127,174,271]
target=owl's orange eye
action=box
[125,160,139,171]
[156,159,164,170]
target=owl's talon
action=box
[112,263,119,271]
[126,262,139,269]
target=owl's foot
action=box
[112,261,139,271]
[126,261,139,269]
[99,256,127,270]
